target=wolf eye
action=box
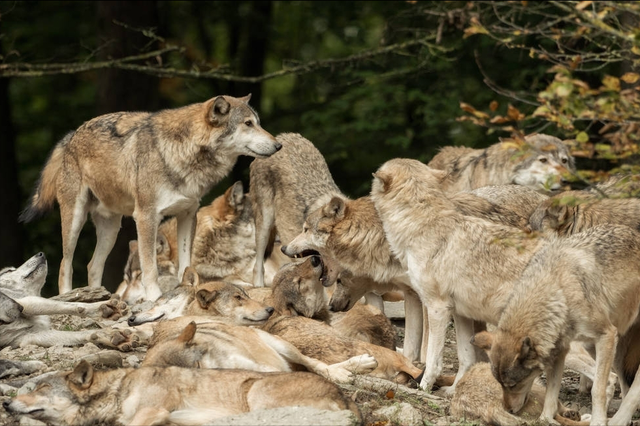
[234,295,243,301]
[539,158,548,163]
[561,158,568,164]
[245,121,253,127]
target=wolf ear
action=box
[323,197,346,220]
[546,204,569,228]
[428,167,448,183]
[227,181,245,209]
[209,96,231,126]
[182,267,200,287]
[178,321,197,344]
[196,289,217,309]
[239,93,252,104]
[68,360,94,390]
[372,171,392,193]
[471,331,494,351]
[156,233,170,256]
[519,336,538,361]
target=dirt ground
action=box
[0,309,635,426]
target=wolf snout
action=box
[266,307,275,315]
[127,315,137,326]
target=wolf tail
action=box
[19,132,73,223]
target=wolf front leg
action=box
[445,313,476,395]
[176,204,198,281]
[590,328,618,426]
[419,298,452,391]
[403,289,423,363]
[540,348,569,425]
[133,208,163,302]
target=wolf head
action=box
[472,330,543,414]
[191,277,274,325]
[206,94,281,158]
[270,256,329,317]
[0,252,48,299]
[3,362,99,425]
[127,267,200,326]
[507,134,575,193]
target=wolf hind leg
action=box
[253,201,275,287]
[58,185,90,294]
[88,212,122,288]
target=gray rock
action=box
[374,402,423,426]
[19,416,47,426]
[205,407,359,426]
[125,355,141,368]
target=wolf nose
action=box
[17,304,24,313]
[274,142,283,151]
[127,316,137,326]
[36,252,44,257]
[266,307,275,315]
[280,245,287,254]
[3,401,10,410]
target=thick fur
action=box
[5,360,362,425]
[427,133,575,193]
[144,318,377,383]
[450,362,588,426]
[21,95,280,302]
[269,257,397,351]
[249,132,343,288]
[470,224,640,425]
[529,189,640,236]
[367,158,633,404]
[261,262,422,385]
[116,181,289,304]
[0,253,130,349]
[127,267,274,327]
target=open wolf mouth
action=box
[310,255,328,283]
[291,249,319,259]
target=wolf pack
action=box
[2,94,640,425]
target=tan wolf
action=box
[0,253,133,349]
[20,94,281,301]
[450,362,588,426]
[467,222,640,425]
[116,180,289,304]
[4,359,362,425]
[427,133,575,193]
[368,158,633,401]
[143,317,378,384]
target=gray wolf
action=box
[265,256,397,351]
[0,253,132,349]
[450,362,588,426]
[127,267,274,326]
[116,180,289,304]
[261,259,422,385]
[427,133,575,193]
[529,189,640,236]
[470,223,640,425]
[20,94,281,302]
[4,359,362,425]
[249,132,343,288]
[143,317,378,384]
[367,157,631,402]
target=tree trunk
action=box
[0,75,24,268]
[95,1,160,292]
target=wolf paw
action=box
[342,354,378,374]
[90,328,141,352]
[99,296,129,321]
[561,409,581,422]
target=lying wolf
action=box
[144,318,377,384]
[427,133,575,193]
[4,359,362,425]
[0,253,131,349]
[20,94,281,301]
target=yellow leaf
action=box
[576,132,589,143]
[489,100,499,112]
[507,104,525,121]
[575,1,593,10]
[602,75,620,92]
[460,102,489,119]
[621,72,640,84]
[633,46,640,56]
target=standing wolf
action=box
[20,94,281,301]
[428,133,575,193]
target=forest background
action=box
[1,1,639,295]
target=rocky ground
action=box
[0,298,635,426]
